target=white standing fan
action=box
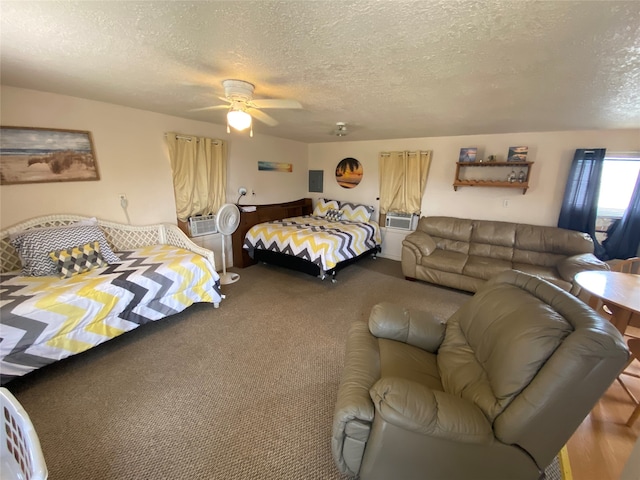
[216,203,241,285]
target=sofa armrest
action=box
[370,377,493,444]
[403,230,437,257]
[369,302,445,353]
[557,253,610,283]
[332,321,380,476]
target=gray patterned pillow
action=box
[10,224,120,276]
[49,241,107,278]
[312,199,340,217]
[339,202,374,222]
[325,209,343,222]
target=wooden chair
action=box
[611,257,640,275]
[597,258,640,421]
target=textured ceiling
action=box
[1,1,639,143]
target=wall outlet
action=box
[119,193,127,201]
[503,199,509,208]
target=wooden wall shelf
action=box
[453,161,534,194]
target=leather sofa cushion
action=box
[404,231,437,256]
[420,249,468,274]
[463,255,513,280]
[439,282,572,421]
[513,249,566,268]
[515,224,594,256]
[468,243,514,262]
[420,216,473,242]
[471,221,517,248]
[420,217,472,255]
[513,263,571,290]
[512,263,560,282]
[557,253,610,281]
[378,338,443,391]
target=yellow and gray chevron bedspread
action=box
[0,245,222,383]
[243,215,382,272]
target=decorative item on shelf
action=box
[518,170,526,183]
[459,147,477,163]
[487,155,497,162]
[508,170,517,183]
[507,146,528,162]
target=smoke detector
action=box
[334,122,349,136]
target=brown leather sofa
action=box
[402,216,609,293]
[331,271,628,480]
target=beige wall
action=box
[0,85,308,228]
[308,130,640,226]
[2,84,638,252]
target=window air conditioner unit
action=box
[385,212,417,231]
[189,214,217,237]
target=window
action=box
[595,153,640,242]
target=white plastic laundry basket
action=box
[0,387,48,480]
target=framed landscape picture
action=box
[507,146,528,162]
[0,126,100,185]
[459,147,477,162]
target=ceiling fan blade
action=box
[249,108,279,126]
[249,99,302,109]
[189,104,230,112]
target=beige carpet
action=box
[6,258,469,479]
[5,258,563,479]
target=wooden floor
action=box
[567,325,640,480]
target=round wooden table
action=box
[574,271,640,334]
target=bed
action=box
[0,215,222,384]
[243,199,382,281]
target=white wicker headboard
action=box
[0,215,216,274]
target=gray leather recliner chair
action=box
[332,270,629,480]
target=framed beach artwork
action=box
[458,148,477,162]
[335,157,363,189]
[507,146,529,162]
[0,127,99,185]
[258,161,292,172]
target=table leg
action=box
[608,305,632,335]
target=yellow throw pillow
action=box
[49,241,107,278]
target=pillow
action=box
[313,199,340,217]
[10,224,120,277]
[49,241,107,278]
[325,209,343,222]
[339,202,374,222]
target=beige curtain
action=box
[165,133,226,222]
[379,150,432,215]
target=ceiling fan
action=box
[190,79,302,136]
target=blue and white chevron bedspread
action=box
[243,215,382,272]
[0,245,222,383]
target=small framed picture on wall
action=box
[459,148,477,162]
[507,146,528,162]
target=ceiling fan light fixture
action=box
[335,122,348,136]
[227,109,252,131]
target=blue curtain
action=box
[557,148,606,258]
[602,172,640,259]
